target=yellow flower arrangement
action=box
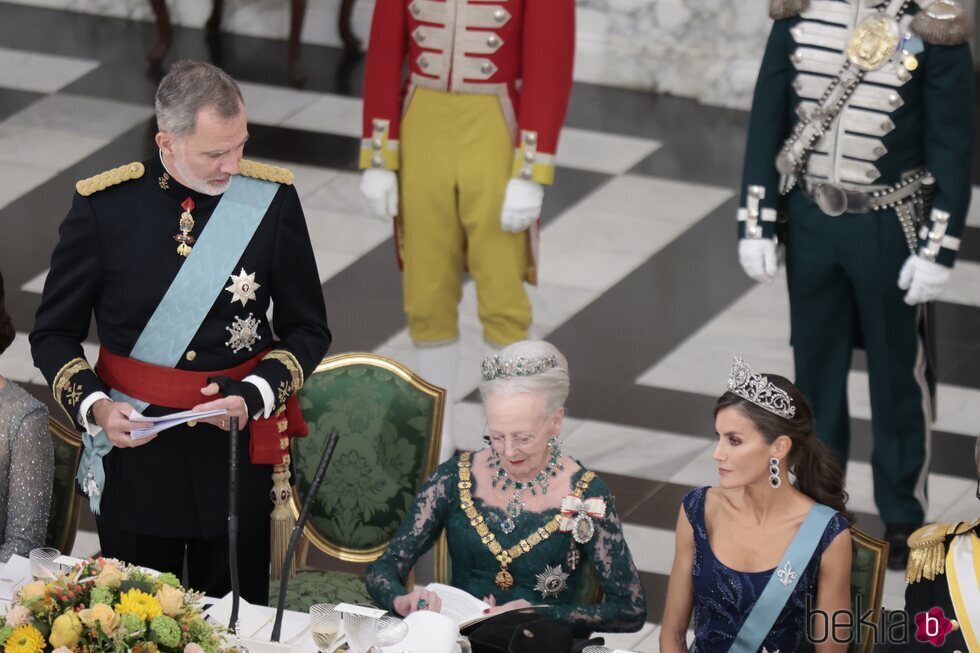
[116,589,163,622]
[4,624,45,653]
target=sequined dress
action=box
[0,380,53,561]
[366,455,647,634]
[684,487,848,653]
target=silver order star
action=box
[225,313,262,353]
[533,564,569,599]
[225,268,261,307]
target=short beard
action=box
[170,152,230,196]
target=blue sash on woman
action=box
[726,503,837,653]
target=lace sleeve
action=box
[1,405,53,562]
[546,477,647,633]
[365,459,456,611]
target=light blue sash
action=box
[727,503,837,653]
[79,174,279,512]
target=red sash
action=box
[96,346,307,465]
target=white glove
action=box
[898,254,951,305]
[738,238,781,283]
[500,178,544,233]
[360,169,398,221]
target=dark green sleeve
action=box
[917,41,974,267]
[738,18,795,239]
[365,459,455,611]
[544,477,647,633]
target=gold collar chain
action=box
[457,451,595,590]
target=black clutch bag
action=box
[462,610,604,653]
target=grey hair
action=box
[478,340,570,416]
[155,61,244,137]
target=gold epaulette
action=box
[906,521,969,584]
[238,159,294,185]
[770,0,809,20]
[75,162,145,197]
[912,0,973,45]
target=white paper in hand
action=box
[129,408,228,439]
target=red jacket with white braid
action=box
[361,0,576,185]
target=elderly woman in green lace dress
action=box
[366,340,647,634]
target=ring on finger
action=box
[416,598,428,611]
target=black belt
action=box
[802,170,933,216]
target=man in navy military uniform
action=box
[31,61,330,603]
[737,0,973,569]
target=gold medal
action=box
[495,569,514,590]
[903,54,918,71]
[175,197,196,257]
[847,15,900,71]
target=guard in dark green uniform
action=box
[737,0,973,569]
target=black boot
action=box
[884,523,920,571]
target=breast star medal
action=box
[533,564,569,599]
[846,14,900,71]
[225,313,261,353]
[225,268,261,306]
[175,197,196,256]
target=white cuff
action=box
[78,391,112,435]
[244,375,274,419]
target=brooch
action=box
[533,564,569,599]
[559,496,606,545]
[776,561,797,587]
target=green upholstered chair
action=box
[271,353,445,611]
[848,528,888,653]
[45,417,82,555]
[800,527,889,653]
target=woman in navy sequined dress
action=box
[660,360,853,652]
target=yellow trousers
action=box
[399,88,530,346]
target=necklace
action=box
[457,452,594,590]
[489,438,563,534]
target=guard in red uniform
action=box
[359,0,576,461]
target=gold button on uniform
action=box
[185,350,197,361]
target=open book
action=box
[425,583,492,629]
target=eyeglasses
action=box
[482,419,548,450]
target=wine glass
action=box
[309,603,342,652]
[372,615,408,648]
[344,613,379,653]
[29,547,61,581]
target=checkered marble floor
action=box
[1,3,979,650]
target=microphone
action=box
[228,416,241,632]
[271,430,341,642]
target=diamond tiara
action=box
[727,356,796,419]
[481,354,559,381]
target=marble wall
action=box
[3,0,862,110]
[575,0,772,109]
